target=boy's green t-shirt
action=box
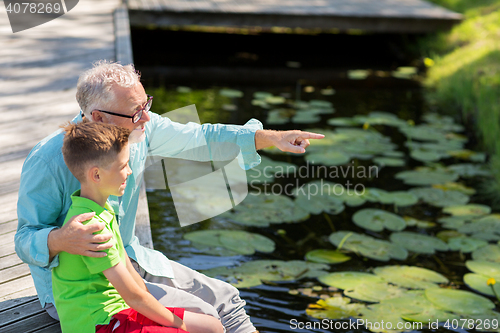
[52,190,129,333]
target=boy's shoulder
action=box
[64,191,115,226]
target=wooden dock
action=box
[0,1,151,331]
[127,0,462,33]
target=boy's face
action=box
[99,144,132,197]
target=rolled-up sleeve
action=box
[147,113,262,170]
[15,154,64,268]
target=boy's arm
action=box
[103,262,188,331]
[124,255,149,293]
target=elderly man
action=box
[15,61,323,333]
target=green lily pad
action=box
[443,204,491,217]
[447,163,492,177]
[410,148,445,162]
[458,215,500,236]
[253,91,273,100]
[345,282,407,302]
[396,169,459,186]
[330,231,408,261]
[400,125,449,142]
[373,157,406,167]
[348,69,369,80]
[409,187,469,208]
[220,193,309,227]
[448,150,487,162]
[327,117,360,127]
[291,111,321,124]
[219,88,243,98]
[463,273,500,297]
[352,209,406,232]
[448,237,488,253]
[404,217,436,229]
[306,296,364,320]
[425,288,495,315]
[184,230,275,255]
[390,232,449,254]
[203,260,329,288]
[432,182,476,195]
[362,189,418,206]
[318,271,383,290]
[374,265,448,289]
[437,230,465,242]
[306,151,351,166]
[292,181,345,215]
[176,86,192,93]
[359,304,411,332]
[246,155,297,184]
[265,95,286,104]
[472,245,500,263]
[466,260,500,279]
[305,249,351,264]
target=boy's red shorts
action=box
[96,307,189,333]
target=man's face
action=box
[94,82,151,143]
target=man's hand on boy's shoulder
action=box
[48,212,114,260]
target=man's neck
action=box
[80,184,109,208]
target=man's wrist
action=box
[47,227,61,261]
[255,129,280,150]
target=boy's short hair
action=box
[62,121,131,182]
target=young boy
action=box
[52,121,224,333]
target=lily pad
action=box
[464,273,500,297]
[404,217,436,229]
[390,232,449,254]
[305,249,351,264]
[373,157,406,167]
[220,193,309,227]
[327,117,360,127]
[306,151,351,166]
[246,155,297,184]
[410,148,445,162]
[219,88,243,98]
[345,282,407,302]
[330,231,408,261]
[443,204,491,217]
[348,69,369,80]
[396,169,459,186]
[409,187,469,208]
[352,209,406,232]
[448,237,488,253]
[318,271,383,290]
[432,182,476,195]
[472,245,500,263]
[184,230,275,255]
[466,260,500,278]
[203,260,329,288]
[253,91,273,100]
[306,296,364,320]
[425,288,495,315]
[373,265,448,289]
[447,163,492,177]
[457,215,500,236]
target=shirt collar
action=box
[70,190,115,224]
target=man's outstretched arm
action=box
[255,129,325,153]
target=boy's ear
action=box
[88,166,101,183]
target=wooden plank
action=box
[0,286,37,303]
[0,242,15,257]
[0,221,18,235]
[0,298,43,328]
[1,311,58,333]
[0,253,23,270]
[0,275,34,300]
[0,296,37,312]
[34,323,62,333]
[0,264,31,285]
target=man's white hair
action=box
[76,60,141,118]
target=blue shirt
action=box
[15,111,262,307]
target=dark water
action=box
[134,29,487,333]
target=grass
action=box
[419,0,500,203]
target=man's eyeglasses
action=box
[92,95,153,123]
